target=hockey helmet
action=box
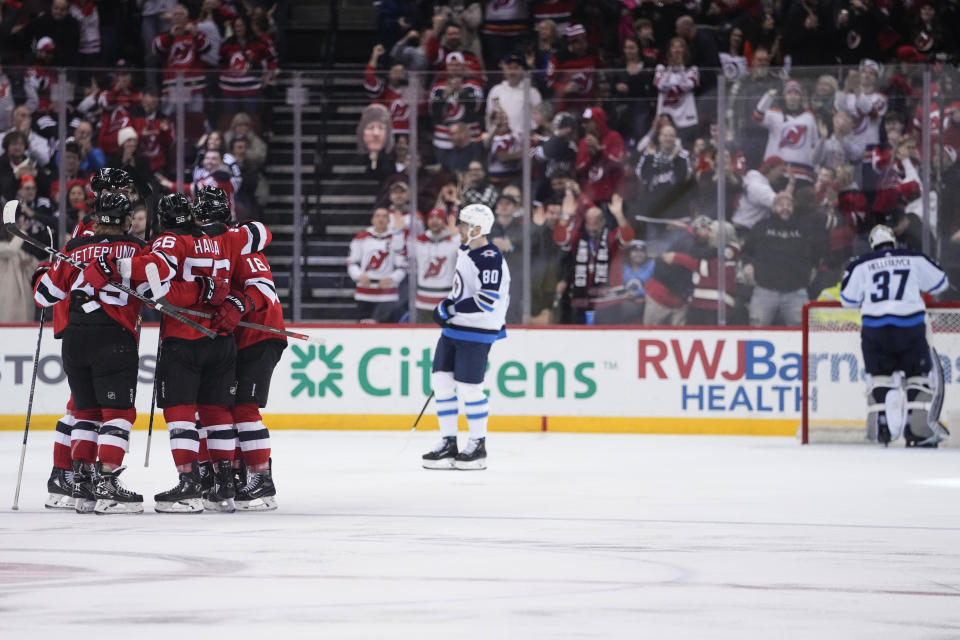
[157,193,194,229]
[94,191,132,226]
[457,203,495,240]
[90,167,134,194]
[193,186,231,224]
[869,224,897,250]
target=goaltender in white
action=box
[422,204,510,470]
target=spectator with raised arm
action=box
[654,37,699,146]
[576,106,625,206]
[548,23,601,114]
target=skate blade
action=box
[202,497,236,513]
[95,500,144,514]
[235,496,278,511]
[453,458,487,470]
[74,498,97,514]
[422,458,457,470]
[45,493,77,509]
[154,498,204,513]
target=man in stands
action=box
[347,207,407,322]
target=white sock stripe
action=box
[71,430,99,444]
[102,419,133,432]
[61,414,77,427]
[98,434,130,452]
[166,421,196,431]
[54,432,72,446]
[239,438,271,452]
[170,438,200,452]
[206,438,238,451]
[202,423,234,431]
[235,421,266,432]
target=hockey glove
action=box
[432,298,456,327]
[83,254,119,289]
[212,291,252,334]
[31,261,52,290]
[197,275,230,306]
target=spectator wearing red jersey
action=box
[423,20,485,85]
[548,23,601,114]
[130,88,174,173]
[95,62,139,156]
[662,220,740,326]
[576,106,625,206]
[364,43,415,137]
[23,37,59,114]
[153,4,211,116]
[218,14,277,126]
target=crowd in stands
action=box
[0,0,280,322]
[356,0,960,326]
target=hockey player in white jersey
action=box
[422,204,510,470]
[840,225,949,447]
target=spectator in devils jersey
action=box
[347,207,407,322]
[576,106,625,206]
[642,216,712,326]
[153,4,211,115]
[424,20,485,85]
[218,14,277,125]
[549,23,601,114]
[365,43,414,137]
[661,220,740,326]
[95,61,139,156]
[130,88,174,174]
[430,51,484,158]
[654,37,700,146]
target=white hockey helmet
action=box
[869,224,897,250]
[458,203,495,240]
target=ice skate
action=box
[203,460,236,513]
[453,437,486,470]
[45,466,76,509]
[235,459,277,511]
[198,460,214,499]
[154,465,204,513]
[93,464,143,514]
[422,437,458,469]
[72,460,97,513]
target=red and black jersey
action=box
[153,30,211,95]
[547,50,602,113]
[130,109,175,172]
[219,35,277,97]
[71,215,96,240]
[231,249,285,350]
[34,234,148,338]
[125,222,271,341]
[97,88,140,155]
[363,65,415,135]
[48,215,98,337]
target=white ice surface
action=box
[2,431,960,639]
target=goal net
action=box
[801,301,960,446]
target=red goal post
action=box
[801,301,960,446]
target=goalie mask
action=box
[869,224,897,250]
[157,193,194,230]
[193,186,231,224]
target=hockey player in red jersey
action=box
[117,193,270,513]
[39,167,139,509]
[194,186,283,510]
[33,193,148,514]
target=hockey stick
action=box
[634,215,692,225]
[144,331,161,468]
[12,225,54,510]
[143,263,324,345]
[3,200,217,339]
[399,391,435,453]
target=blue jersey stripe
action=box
[862,312,925,328]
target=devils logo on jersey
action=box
[390,98,409,121]
[779,124,808,149]
[169,41,195,66]
[588,164,606,183]
[366,250,390,272]
[443,98,465,123]
[424,256,448,280]
[229,51,249,73]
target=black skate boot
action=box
[93,463,143,514]
[233,459,247,493]
[235,459,277,511]
[45,466,76,510]
[422,436,458,469]
[204,460,236,513]
[154,464,204,513]
[197,461,215,499]
[72,460,97,513]
[877,421,891,447]
[453,437,487,470]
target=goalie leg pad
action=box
[904,376,949,446]
[866,374,905,443]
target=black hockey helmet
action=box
[193,186,231,224]
[157,193,194,229]
[94,191,133,226]
[90,167,134,194]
